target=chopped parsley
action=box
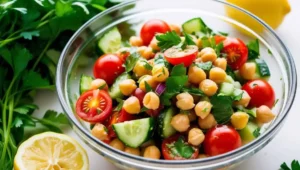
[181,87,205,96]
[144,81,152,92]
[211,95,234,124]
[156,31,181,51]
[267,49,273,55]
[247,39,260,60]
[167,137,195,159]
[125,52,140,72]
[218,31,229,36]
[194,61,213,71]
[253,127,261,138]
[200,36,224,57]
[273,99,279,107]
[113,98,124,112]
[141,59,153,70]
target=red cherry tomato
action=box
[162,134,199,160]
[132,88,146,104]
[164,45,198,67]
[203,125,242,156]
[93,54,125,85]
[242,80,275,108]
[140,19,171,45]
[76,90,113,123]
[146,104,164,117]
[221,38,248,70]
[106,109,135,138]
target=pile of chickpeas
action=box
[90,23,276,159]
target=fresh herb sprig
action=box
[0,0,120,169]
[281,160,300,170]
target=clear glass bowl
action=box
[56,0,297,169]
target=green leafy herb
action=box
[280,160,300,170]
[268,49,273,55]
[255,58,271,77]
[125,52,140,72]
[200,36,223,57]
[141,60,153,70]
[232,90,243,101]
[236,106,256,118]
[170,64,187,76]
[144,81,152,92]
[273,99,279,107]
[154,53,170,68]
[181,32,196,49]
[225,66,236,80]
[247,39,260,60]
[194,61,213,71]
[113,99,124,112]
[156,31,181,51]
[218,31,228,36]
[174,137,195,159]
[140,106,149,112]
[211,95,234,124]
[253,128,261,138]
[181,87,204,96]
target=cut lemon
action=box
[14,132,89,170]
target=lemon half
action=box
[14,132,89,170]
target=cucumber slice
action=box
[79,74,93,94]
[225,75,235,84]
[239,122,259,144]
[158,107,177,138]
[254,59,270,79]
[219,82,235,96]
[98,27,121,53]
[232,88,243,101]
[113,118,154,148]
[182,17,205,34]
[233,81,242,89]
[236,105,257,118]
[109,73,131,99]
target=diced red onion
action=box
[155,83,166,96]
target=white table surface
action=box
[33,0,300,169]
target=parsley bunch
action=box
[0,0,120,169]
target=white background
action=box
[33,0,300,169]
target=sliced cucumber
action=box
[109,73,131,99]
[113,118,154,148]
[80,74,93,94]
[239,122,259,144]
[225,75,235,84]
[233,81,242,89]
[98,27,121,53]
[254,59,271,79]
[232,88,244,101]
[236,105,256,118]
[158,107,177,138]
[219,82,235,96]
[182,17,205,34]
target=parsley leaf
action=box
[156,31,181,51]
[200,36,223,57]
[225,66,236,80]
[141,59,153,70]
[174,137,195,159]
[253,128,261,138]
[211,95,233,124]
[125,52,140,72]
[236,106,256,118]
[140,106,149,112]
[181,32,196,49]
[194,61,213,71]
[280,160,300,170]
[182,87,204,96]
[171,64,187,76]
[20,30,40,40]
[218,31,228,36]
[22,70,50,89]
[247,39,260,60]
[144,81,152,92]
[114,99,124,112]
[36,110,69,133]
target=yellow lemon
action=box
[225,0,291,32]
[14,132,89,170]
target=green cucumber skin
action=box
[158,107,177,138]
[109,73,131,99]
[98,27,121,54]
[79,74,93,94]
[239,122,259,144]
[219,82,235,96]
[112,118,154,148]
[255,59,270,78]
[182,18,202,34]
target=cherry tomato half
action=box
[140,19,171,45]
[242,80,275,108]
[222,38,248,70]
[203,125,241,156]
[162,134,199,160]
[93,54,125,85]
[164,45,198,67]
[106,109,135,138]
[76,90,113,123]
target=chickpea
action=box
[119,79,137,96]
[90,79,108,90]
[199,47,217,62]
[231,112,249,130]
[91,123,109,141]
[123,96,141,114]
[188,128,205,146]
[196,38,203,49]
[171,113,190,132]
[213,58,227,70]
[143,92,160,110]
[109,139,125,151]
[138,75,158,92]
[138,46,155,60]
[198,154,208,159]
[209,67,227,84]
[152,65,169,82]
[133,59,151,77]
[129,36,143,47]
[256,105,276,123]
[234,90,251,107]
[187,110,197,122]
[239,62,256,80]
[143,145,161,159]
[188,65,206,84]
[124,147,140,156]
[198,114,217,129]
[169,24,181,35]
[176,93,195,110]
[194,101,212,119]
[149,37,160,51]
[199,79,218,96]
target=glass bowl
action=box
[56,0,297,169]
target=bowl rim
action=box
[56,0,297,167]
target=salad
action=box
[75,18,276,159]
